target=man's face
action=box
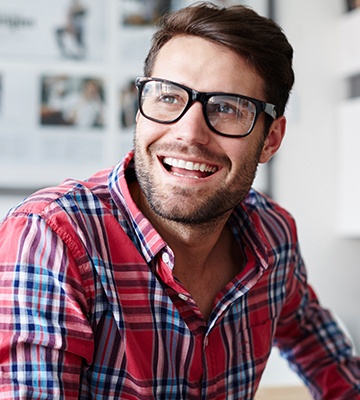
[134,35,273,225]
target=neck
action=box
[130,181,234,270]
[130,182,243,321]
[157,216,231,270]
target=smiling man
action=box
[133,38,273,225]
[0,2,359,400]
[130,33,285,322]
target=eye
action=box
[157,92,188,111]
[159,94,179,104]
[215,102,236,114]
[207,101,238,116]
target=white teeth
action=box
[185,161,193,170]
[172,171,199,179]
[163,157,217,173]
[177,159,186,169]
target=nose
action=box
[172,102,211,145]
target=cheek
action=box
[227,139,264,172]
[222,141,247,164]
[136,116,166,144]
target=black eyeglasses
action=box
[135,77,277,138]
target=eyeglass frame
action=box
[135,76,278,138]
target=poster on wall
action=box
[121,0,266,26]
[0,69,106,132]
[0,0,106,61]
[118,0,268,68]
[40,75,106,128]
[122,0,173,26]
[0,68,107,188]
[120,77,138,131]
[121,0,255,26]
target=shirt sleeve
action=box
[274,242,360,399]
[0,211,94,399]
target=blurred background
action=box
[0,0,359,389]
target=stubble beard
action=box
[133,134,264,226]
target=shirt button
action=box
[204,337,209,347]
[162,252,170,264]
[178,293,189,301]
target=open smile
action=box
[161,157,218,179]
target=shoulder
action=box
[0,167,115,261]
[240,188,298,245]
[4,167,113,221]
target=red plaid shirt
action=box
[0,151,359,399]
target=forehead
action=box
[151,35,265,99]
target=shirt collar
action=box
[108,151,268,274]
[108,150,168,264]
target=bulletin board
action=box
[0,0,270,193]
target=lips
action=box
[162,156,218,179]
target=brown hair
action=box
[144,2,294,118]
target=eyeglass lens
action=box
[139,80,257,136]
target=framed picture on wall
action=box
[40,75,106,128]
[0,0,106,61]
[0,68,108,188]
[122,0,173,26]
[120,77,138,131]
[346,0,360,11]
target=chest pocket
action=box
[238,319,275,360]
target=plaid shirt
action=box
[0,151,359,399]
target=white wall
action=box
[274,0,360,352]
[0,195,24,219]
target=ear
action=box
[259,116,286,163]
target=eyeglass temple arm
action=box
[264,103,277,119]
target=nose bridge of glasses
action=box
[179,89,210,130]
[184,90,211,125]
[189,89,209,108]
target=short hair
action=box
[144,2,294,118]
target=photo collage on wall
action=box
[0,0,269,190]
[0,0,111,187]
[0,0,105,60]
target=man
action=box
[0,3,359,399]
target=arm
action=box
[275,243,360,399]
[0,211,94,399]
